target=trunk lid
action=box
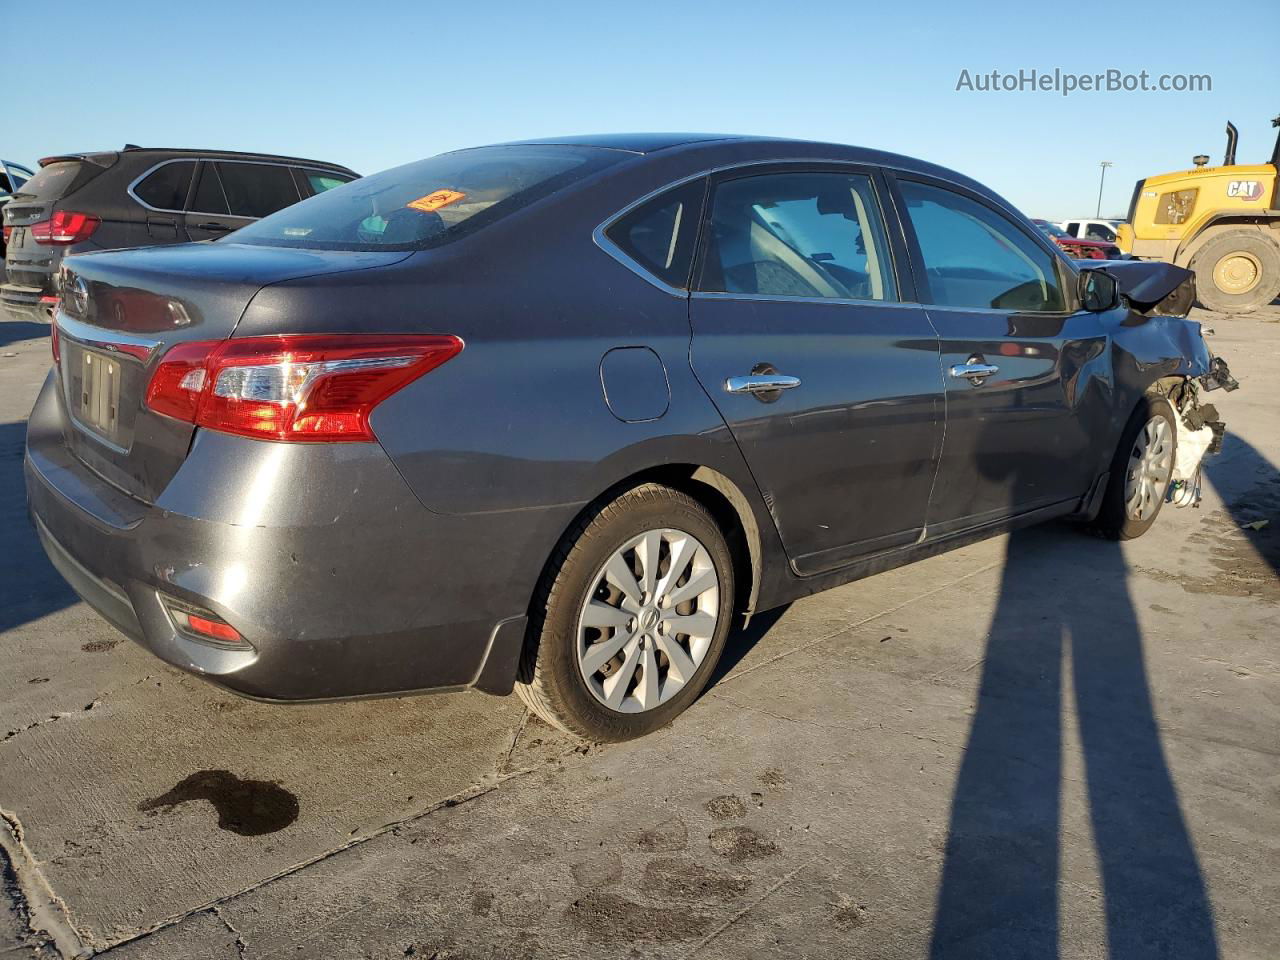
[54,242,412,502]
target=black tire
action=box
[515,483,735,742]
[1189,230,1280,314]
[1092,395,1177,541]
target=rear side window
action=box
[899,180,1065,312]
[133,161,195,211]
[230,145,623,251]
[604,179,705,289]
[216,163,300,218]
[698,171,897,301]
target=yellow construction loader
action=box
[1117,115,1280,313]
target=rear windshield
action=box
[15,162,85,201]
[229,145,622,252]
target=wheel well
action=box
[542,465,764,622]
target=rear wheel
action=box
[1190,230,1280,313]
[515,483,735,741]
[1093,395,1177,540]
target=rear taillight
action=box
[2,226,10,243]
[51,321,61,365]
[145,334,464,442]
[30,211,101,245]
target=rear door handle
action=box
[724,374,802,394]
[949,361,999,385]
[193,222,232,232]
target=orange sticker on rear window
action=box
[406,189,465,213]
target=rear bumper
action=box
[24,370,539,701]
[1,282,53,322]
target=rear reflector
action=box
[161,597,248,647]
[31,211,101,245]
[145,334,464,442]
[186,614,243,644]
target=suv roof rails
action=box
[119,144,353,170]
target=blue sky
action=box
[9,0,1277,220]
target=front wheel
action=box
[1092,395,1177,540]
[515,483,735,742]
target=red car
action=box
[1032,219,1121,260]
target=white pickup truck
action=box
[1060,218,1125,244]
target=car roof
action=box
[501,133,774,153]
[39,147,356,175]
[493,134,1020,222]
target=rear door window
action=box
[215,163,300,219]
[190,163,230,215]
[133,161,196,211]
[697,171,897,301]
[604,179,705,289]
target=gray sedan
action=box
[25,134,1233,741]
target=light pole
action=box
[1096,161,1113,218]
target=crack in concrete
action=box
[2,701,102,746]
[680,856,816,958]
[91,755,558,957]
[498,707,531,776]
[209,906,247,960]
[0,809,91,959]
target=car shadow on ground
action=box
[927,522,1220,958]
[0,322,49,348]
[0,420,78,633]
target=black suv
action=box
[2,146,357,321]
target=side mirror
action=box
[1078,268,1120,311]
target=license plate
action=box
[77,349,122,439]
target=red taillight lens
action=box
[144,340,216,422]
[30,211,101,245]
[145,334,464,442]
[50,321,61,365]
[2,226,10,243]
[185,614,244,644]
[160,596,248,647]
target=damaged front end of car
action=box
[1086,260,1239,510]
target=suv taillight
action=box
[145,334,464,442]
[31,211,101,245]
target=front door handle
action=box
[725,374,802,395]
[949,359,999,385]
[193,222,232,232]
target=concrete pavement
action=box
[2,308,1277,959]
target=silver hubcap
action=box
[576,528,720,714]
[1124,415,1174,521]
